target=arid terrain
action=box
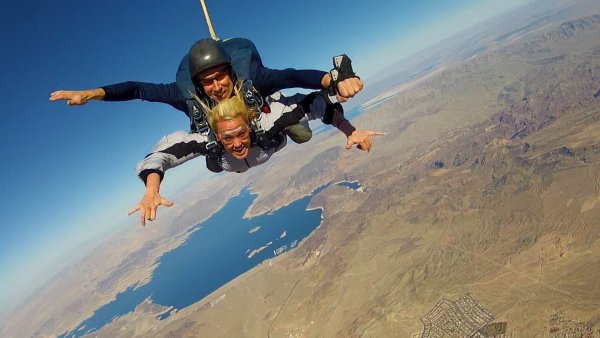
[2,0,600,337]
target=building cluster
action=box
[416,293,499,337]
[544,311,597,338]
[413,295,599,337]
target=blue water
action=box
[335,181,361,190]
[61,182,356,337]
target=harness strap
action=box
[242,80,271,115]
[204,135,222,160]
[186,98,224,172]
[203,131,224,173]
[187,99,210,134]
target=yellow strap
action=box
[199,0,219,41]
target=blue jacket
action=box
[101,38,326,117]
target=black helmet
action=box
[188,39,231,87]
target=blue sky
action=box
[0,0,531,320]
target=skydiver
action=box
[49,38,364,145]
[129,85,383,226]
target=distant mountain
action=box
[528,13,600,47]
[357,0,600,111]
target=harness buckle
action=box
[205,140,218,150]
[241,80,269,114]
[196,121,210,135]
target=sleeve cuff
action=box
[139,169,164,185]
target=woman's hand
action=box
[128,173,173,226]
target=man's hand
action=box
[49,88,105,106]
[128,190,174,227]
[321,75,364,103]
[345,130,385,152]
[336,77,364,102]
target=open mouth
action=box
[232,145,246,155]
[214,91,226,100]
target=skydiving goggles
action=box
[197,66,230,87]
[217,123,251,145]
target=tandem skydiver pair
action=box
[50,38,383,225]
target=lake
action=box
[61,181,361,337]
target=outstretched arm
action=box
[128,172,174,227]
[136,131,210,179]
[267,91,383,152]
[130,131,210,226]
[329,108,384,153]
[49,88,106,106]
[50,81,189,113]
[252,68,363,102]
[344,129,385,152]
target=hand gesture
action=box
[336,77,364,102]
[128,190,174,227]
[49,88,105,106]
[345,130,385,152]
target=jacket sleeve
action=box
[101,81,189,113]
[283,91,356,135]
[251,67,327,97]
[266,92,320,136]
[136,131,210,184]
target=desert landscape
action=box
[2,0,600,337]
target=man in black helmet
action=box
[49,38,363,129]
[185,39,362,102]
[185,38,323,143]
[49,38,371,171]
[186,39,241,102]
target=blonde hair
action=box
[195,83,257,132]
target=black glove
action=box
[328,54,357,96]
[256,130,283,150]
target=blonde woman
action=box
[129,87,383,226]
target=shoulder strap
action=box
[187,98,224,162]
[187,99,211,134]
